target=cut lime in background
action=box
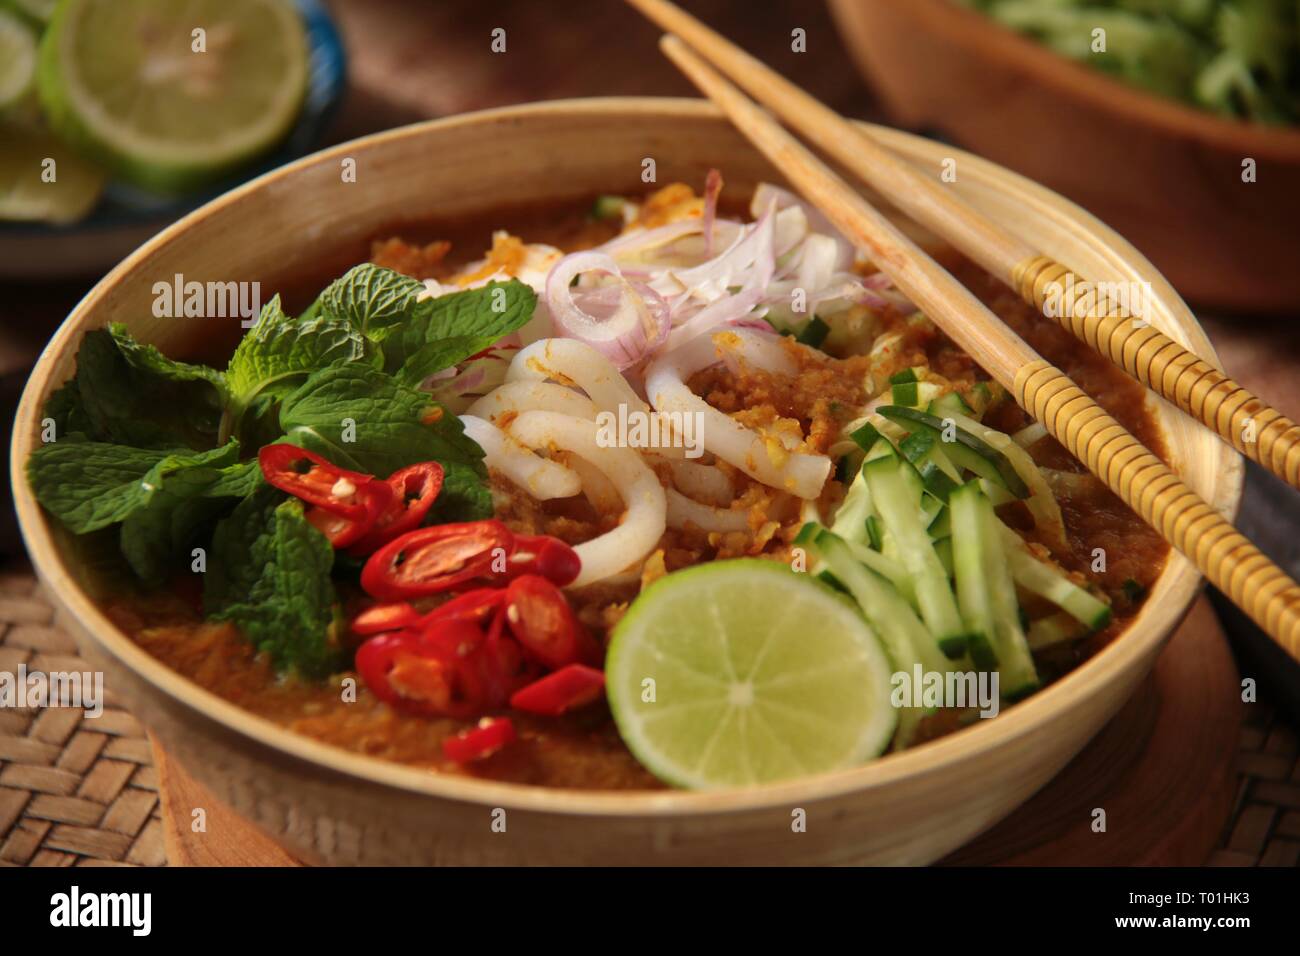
[606,559,897,789]
[0,9,37,113]
[0,121,106,223]
[38,0,309,194]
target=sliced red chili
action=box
[503,574,589,670]
[502,534,582,587]
[360,520,515,601]
[348,462,445,555]
[442,717,516,763]
[509,664,606,716]
[304,480,392,549]
[258,444,377,521]
[424,587,508,626]
[350,602,421,636]
[472,603,535,707]
[355,621,488,719]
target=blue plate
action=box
[0,0,347,279]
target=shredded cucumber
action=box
[998,523,1112,631]
[865,455,970,657]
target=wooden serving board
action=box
[155,596,1240,867]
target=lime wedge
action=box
[0,9,37,112]
[0,120,106,222]
[37,0,309,194]
[605,559,897,789]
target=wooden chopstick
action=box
[627,0,1300,493]
[655,32,1300,663]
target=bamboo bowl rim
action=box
[10,97,1243,817]
[830,0,1300,159]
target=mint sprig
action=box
[28,264,530,678]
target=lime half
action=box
[38,0,309,194]
[0,121,106,222]
[0,9,36,112]
[606,559,897,789]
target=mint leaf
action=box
[221,295,378,442]
[203,459,262,499]
[119,454,259,585]
[206,488,342,678]
[27,440,240,535]
[68,328,226,450]
[317,264,426,340]
[42,380,93,440]
[279,364,491,519]
[430,461,494,523]
[109,323,229,397]
[383,280,536,384]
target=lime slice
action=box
[606,559,897,789]
[0,9,37,112]
[0,120,106,222]
[37,0,308,194]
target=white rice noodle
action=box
[505,338,690,458]
[506,412,667,587]
[467,379,599,422]
[713,327,799,377]
[459,415,581,501]
[645,333,832,500]
[659,457,733,506]
[507,338,648,417]
[566,453,624,515]
[666,489,751,533]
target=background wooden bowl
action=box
[827,0,1300,314]
[10,98,1242,865]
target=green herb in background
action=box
[958,0,1300,124]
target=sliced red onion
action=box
[671,197,775,292]
[544,251,671,370]
[702,168,723,258]
[751,182,855,270]
[598,218,703,257]
[424,347,515,414]
[663,287,765,353]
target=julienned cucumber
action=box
[997,524,1112,631]
[927,391,972,419]
[864,455,970,657]
[808,528,943,748]
[877,405,1030,499]
[829,467,873,545]
[950,482,999,670]
[975,488,1039,698]
[899,431,960,501]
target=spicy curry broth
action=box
[102,196,1169,790]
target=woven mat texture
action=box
[1,559,1297,867]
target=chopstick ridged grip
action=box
[1014,255,1300,489]
[1016,359,1300,655]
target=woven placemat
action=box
[0,563,163,868]
[0,557,1296,867]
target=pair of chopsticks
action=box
[627,0,1300,661]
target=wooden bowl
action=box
[827,0,1300,314]
[10,98,1242,865]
